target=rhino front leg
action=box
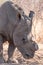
[0,35,8,62]
[3,40,16,63]
[8,41,16,63]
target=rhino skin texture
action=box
[0,1,38,62]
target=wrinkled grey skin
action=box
[0,1,38,61]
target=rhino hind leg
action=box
[0,35,4,55]
[0,35,4,63]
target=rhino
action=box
[0,1,38,62]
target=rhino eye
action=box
[22,38,26,43]
[17,13,21,20]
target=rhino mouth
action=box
[25,53,34,59]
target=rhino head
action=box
[13,10,38,59]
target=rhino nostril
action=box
[25,54,30,57]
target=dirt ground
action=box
[0,0,43,65]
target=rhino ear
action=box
[29,11,35,20]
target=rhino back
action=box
[0,1,20,40]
